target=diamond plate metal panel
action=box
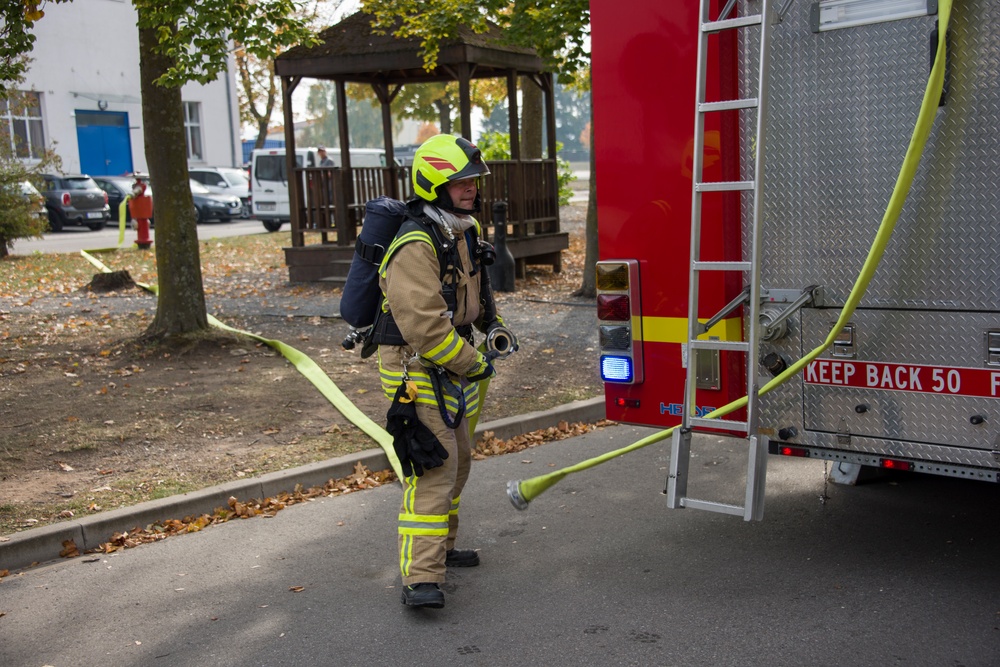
[736,1,1000,470]
[739,0,1000,311]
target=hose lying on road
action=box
[507,0,953,510]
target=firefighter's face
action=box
[445,177,477,210]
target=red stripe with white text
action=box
[805,359,1000,399]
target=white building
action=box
[9,0,241,176]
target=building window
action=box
[183,101,203,161]
[1,91,45,159]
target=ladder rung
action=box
[689,416,749,431]
[689,339,749,352]
[699,98,758,113]
[680,498,746,517]
[702,14,763,33]
[695,180,754,192]
[693,261,752,271]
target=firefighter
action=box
[376,134,513,609]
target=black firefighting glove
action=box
[386,382,448,478]
[466,350,497,382]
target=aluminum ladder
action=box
[667,0,775,521]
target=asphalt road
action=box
[11,218,275,255]
[2,425,997,667]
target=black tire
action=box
[262,220,283,232]
[194,206,204,224]
[46,208,64,232]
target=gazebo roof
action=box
[275,12,544,83]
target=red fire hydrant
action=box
[128,176,153,250]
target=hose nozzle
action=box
[486,325,516,359]
[506,479,530,510]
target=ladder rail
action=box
[681,0,714,431]
[672,0,775,522]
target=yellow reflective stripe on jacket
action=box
[379,366,467,417]
[424,329,463,365]
[378,229,435,277]
[398,512,450,536]
[463,381,480,419]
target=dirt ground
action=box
[0,202,601,535]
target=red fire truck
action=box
[591,0,993,519]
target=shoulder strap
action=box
[379,212,455,281]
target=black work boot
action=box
[401,583,445,609]
[445,548,480,567]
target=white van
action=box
[250,147,396,232]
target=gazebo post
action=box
[506,69,526,278]
[334,79,353,244]
[281,75,302,248]
[457,63,473,140]
[373,81,400,199]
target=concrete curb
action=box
[0,397,605,573]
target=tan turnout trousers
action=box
[397,400,473,585]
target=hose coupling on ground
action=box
[507,480,529,510]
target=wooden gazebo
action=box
[274,12,568,282]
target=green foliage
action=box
[0,90,60,256]
[300,82,392,148]
[0,159,49,257]
[361,0,590,86]
[477,131,574,206]
[132,0,320,87]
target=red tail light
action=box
[61,192,71,206]
[880,458,913,471]
[597,294,630,321]
[778,446,809,458]
[103,191,108,204]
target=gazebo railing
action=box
[291,159,559,247]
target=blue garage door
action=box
[76,111,133,176]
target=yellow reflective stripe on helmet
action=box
[424,329,463,365]
[398,512,450,536]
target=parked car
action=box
[190,179,241,222]
[93,176,154,227]
[189,167,250,218]
[249,147,399,232]
[40,174,111,231]
[20,181,47,221]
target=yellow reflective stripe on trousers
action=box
[398,512,450,536]
[449,496,460,517]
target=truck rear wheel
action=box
[262,220,283,232]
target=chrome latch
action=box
[831,323,856,359]
[985,331,1000,367]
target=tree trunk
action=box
[436,99,452,135]
[138,22,209,337]
[575,116,598,298]
[519,77,543,159]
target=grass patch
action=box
[0,232,292,298]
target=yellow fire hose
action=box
[79,251,406,480]
[507,0,953,510]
